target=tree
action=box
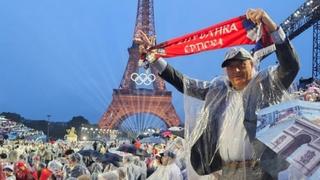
[67,116,90,133]
[24,120,48,134]
[0,112,24,123]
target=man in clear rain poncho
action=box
[137,9,300,180]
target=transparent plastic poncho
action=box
[97,171,119,180]
[89,162,103,180]
[63,153,90,179]
[183,65,293,180]
[165,136,187,170]
[147,162,183,180]
[48,160,63,175]
[122,155,147,180]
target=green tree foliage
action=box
[67,116,90,135]
[0,112,24,123]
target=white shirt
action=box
[218,90,254,162]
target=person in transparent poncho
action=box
[63,153,90,179]
[124,155,147,180]
[136,9,300,180]
[147,150,183,180]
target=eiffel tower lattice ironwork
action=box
[99,0,180,130]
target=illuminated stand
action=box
[65,127,78,142]
[80,126,120,141]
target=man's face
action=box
[161,155,169,165]
[226,59,253,90]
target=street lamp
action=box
[47,115,51,140]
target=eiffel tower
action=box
[99,0,180,132]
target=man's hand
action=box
[135,30,159,63]
[135,30,155,55]
[246,9,277,33]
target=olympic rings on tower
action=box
[130,73,156,85]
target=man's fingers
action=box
[138,45,147,54]
[150,36,156,46]
[137,30,152,46]
[245,9,250,19]
[246,8,265,25]
[255,10,264,23]
[256,14,263,24]
[252,13,262,24]
[246,9,256,19]
[246,9,257,24]
[134,37,144,44]
[136,30,147,42]
[246,8,276,32]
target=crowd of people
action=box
[294,81,320,102]
[0,116,45,144]
[0,132,186,180]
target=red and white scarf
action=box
[151,15,274,59]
